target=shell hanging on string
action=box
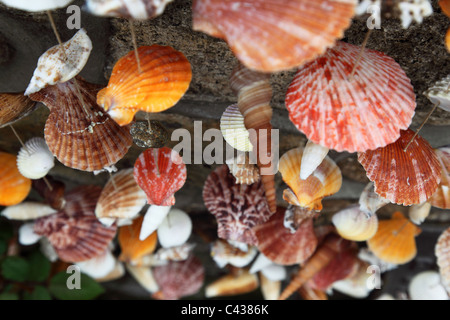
[0,92,37,128]
[130,120,169,148]
[424,74,450,112]
[17,137,54,179]
[435,227,450,294]
[225,153,260,185]
[429,147,450,209]
[220,104,253,152]
[0,0,73,12]
[332,205,378,242]
[85,0,174,20]
[0,152,31,206]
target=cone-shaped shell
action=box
[205,268,259,298]
[203,165,272,246]
[358,129,441,206]
[0,0,73,12]
[220,104,252,152]
[2,202,56,220]
[33,186,117,263]
[436,227,450,294]
[367,212,421,265]
[359,182,390,217]
[133,147,186,206]
[260,273,281,300]
[424,74,450,112]
[429,147,450,209]
[286,41,416,153]
[192,0,357,72]
[25,29,93,95]
[226,153,260,185]
[97,45,192,126]
[17,137,54,179]
[279,147,342,211]
[0,92,37,128]
[29,77,133,172]
[0,152,31,206]
[332,205,378,241]
[85,0,174,19]
[300,140,329,180]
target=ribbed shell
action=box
[226,153,260,185]
[1,202,56,220]
[133,147,187,206]
[220,104,253,152]
[202,164,272,246]
[17,137,54,179]
[0,92,37,128]
[300,140,329,180]
[358,129,441,206]
[332,205,378,242]
[279,147,342,211]
[435,227,450,294]
[29,77,133,172]
[85,0,174,19]
[192,0,357,72]
[429,147,450,209]
[97,45,192,126]
[286,41,416,153]
[424,74,450,112]
[0,0,73,12]
[0,152,31,206]
[33,186,117,263]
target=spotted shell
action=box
[435,227,450,294]
[0,0,73,12]
[17,137,54,179]
[220,104,252,152]
[0,92,37,128]
[332,205,378,242]
[0,152,31,206]
[424,74,450,112]
[85,0,174,19]
[429,147,450,209]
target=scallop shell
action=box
[358,129,441,206]
[0,152,31,206]
[279,147,342,211]
[157,208,192,248]
[97,45,192,126]
[332,205,378,241]
[429,147,450,209]
[409,201,432,225]
[2,202,56,220]
[205,268,259,298]
[17,137,54,179]
[286,41,416,153]
[133,147,187,206]
[33,186,117,263]
[202,164,272,246]
[436,227,450,294]
[75,250,117,280]
[220,104,252,152]
[0,92,37,128]
[367,211,421,265]
[300,140,329,180]
[25,29,92,96]
[192,0,357,72]
[408,271,449,300]
[29,77,133,172]
[225,153,260,185]
[359,182,390,217]
[0,0,73,12]
[32,177,66,210]
[424,74,450,112]
[85,0,174,19]
[95,168,147,222]
[211,239,258,268]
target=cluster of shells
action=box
[0,0,450,301]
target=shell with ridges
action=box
[225,153,260,185]
[0,92,37,128]
[220,104,253,152]
[436,227,450,294]
[17,137,54,179]
[0,152,31,206]
[429,147,450,209]
[0,0,73,12]
[85,0,174,20]
[2,202,56,220]
[332,205,378,241]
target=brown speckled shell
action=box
[0,92,37,128]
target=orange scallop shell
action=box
[358,129,441,206]
[192,0,357,72]
[0,152,31,206]
[435,226,450,294]
[97,45,192,126]
[367,212,421,265]
[429,147,450,209]
[0,92,37,128]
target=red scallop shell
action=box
[429,147,450,209]
[285,41,416,153]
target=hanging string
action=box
[348,28,373,81]
[108,170,118,191]
[129,19,142,74]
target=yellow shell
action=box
[332,206,378,242]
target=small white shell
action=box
[25,28,93,95]
[424,74,450,112]
[359,182,390,217]
[17,137,54,179]
[157,208,192,248]
[75,250,117,279]
[260,264,286,282]
[211,240,257,268]
[300,140,329,180]
[1,202,57,220]
[126,264,159,293]
[39,237,59,262]
[409,202,432,225]
[19,222,42,246]
[139,205,171,241]
[0,0,73,12]
[220,104,253,152]
[249,253,274,274]
[332,205,378,241]
[154,243,195,262]
[408,271,449,300]
[85,0,174,20]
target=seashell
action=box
[441,0,450,17]
[260,264,286,282]
[39,237,58,262]
[0,92,37,128]
[211,239,258,268]
[358,129,441,206]
[225,153,260,185]
[424,74,450,112]
[408,271,449,300]
[0,0,73,12]
[205,268,259,298]
[133,147,187,206]
[157,208,192,248]
[229,64,276,213]
[95,168,147,223]
[152,255,205,300]
[220,104,252,152]
[367,212,421,265]
[97,45,192,126]
[19,222,42,246]
[2,202,56,220]
[75,250,117,280]
[118,215,158,263]
[130,120,169,149]
[192,0,357,73]
[436,227,450,294]
[331,259,373,299]
[33,186,117,263]
[286,41,416,153]
[283,205,318,233]
[279,147,342,211]
[140,205,171,241]
[17,137,54,179]
[203,164,272,246]
[85,0,174,20]
[32,177,66,210]
[357,247,398,274]
[260,273,281,300]
[446,28,450,53]
[29,77,133,172]
[126,264,159,293]
[0,152,31,206]
[300,140,329,180]
[297,284,328,301]
[249,253,274,275]
[429,147,450,209]
[96,259,125,283]
[409,201,432,225]
[253,208,318,266]
[25,29,92,96]
[153,243,195,262]
[359,182,390,217]
[331,205,378,241]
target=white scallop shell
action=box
[139,205,171,241]
[85,0,174,20]
[1,202,57,220]
[408,271,449,300]
[424,74,450,112]
[300,140,329,180]
[19,222,42,246]
[76,250,117,279]
[0,0,73,12]
[332,205,378,241]
[17,137,54,179]
[409,202,432,225]
[220,104,253,152]
[157,208,192,248]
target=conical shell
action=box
[126,264,159,293]
[97,45,192,126]
[32,177,66,210]
[157,208,192,248]
[436,227,450,294]
[33,186,117,263]
[133,147,187,206]
[220,104,252,152]
[205,268,259,298]
[286,41,416,153]
[424,74,450,112]
[358,129,441,206]
[367,212,421,265]
[225,153,260,185]
[25,29,92,96]
[0,92,37,128]
[0,0,73,12]
[96,168,147,222]
[300,140,329,180]
[2,202,56,220]
[332,205,378,241]
[0,152,31,206]
[85,0,174,19]
[192,0,356,72]
[211,239,257,268]
[29,77,133,172]
[279,147,342,211]
[429,147,450,209]
[359,182,390,217]
[203,164,272,246]
[17,137,54,179]
[139,205,171,241]
[409,201,432,225]
[260,273,281,300]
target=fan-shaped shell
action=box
[286,41,416,153]
[97,45,192,126]
[220,104,252,152]
[332,205,378,241]
[424,74,450,112]
[205,268,259,298]
[202,164,272,246]
[85,0,174,19]
[436,227,450,294]
[29,77,133,172]
[429,147,450,209]
[0,93,37,128]
[225,153,260,185]
[0,0,73,12]
[0,152,31,206]
[358,129,441,206]
[157,208,192,248]
[192,0,357,72]
[133,147,186,206]
[2,202,56,220]
[279,147,342,211]
[33,186,117,263]
[17,137,54,179]
[367,212,421,265]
